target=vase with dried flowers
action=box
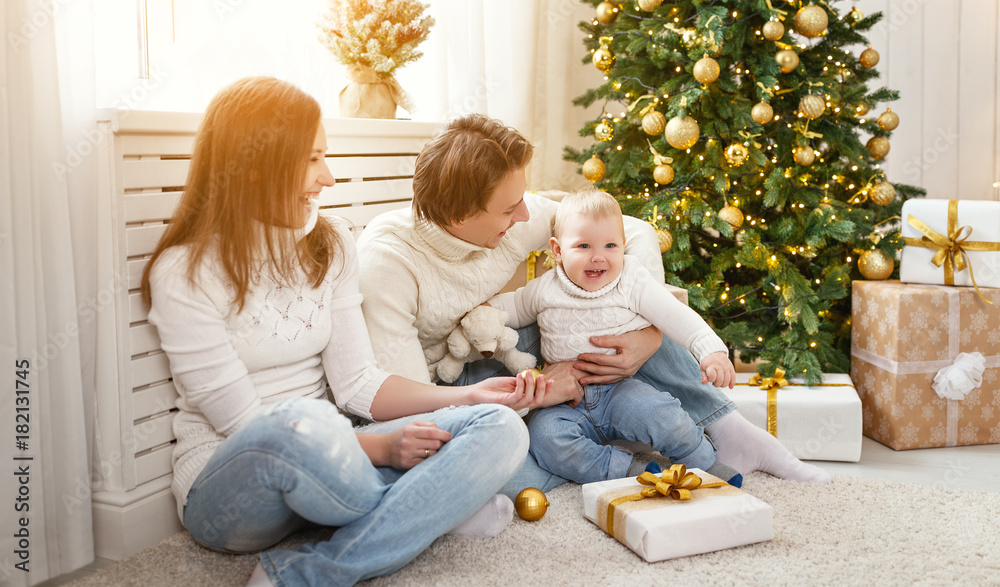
[318,0,434,119]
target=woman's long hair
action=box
[141,77,340,311]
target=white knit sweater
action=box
[148,218,390,519]
[489,256,728,365]
[356,192,665,383]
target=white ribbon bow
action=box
[932,352,985,401]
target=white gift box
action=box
[582,469,773,562]
[723,373,862,462]
[900,199,1000,289]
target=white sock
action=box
[706,411,832,483]
[246,561,275,587]
[448,494,514,538]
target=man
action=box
[357,114,830,495]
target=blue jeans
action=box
[527,378,717,484]
[182,397,528,587]
[447,324,733,497]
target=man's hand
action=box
[574,325,662,385]
[540,362,586,407]
[700,351,736,389]
[380,421,452,469]
[466,372,553,412]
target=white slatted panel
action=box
[921,0,960,199]
[132,412,175,453]
[131,354,171,389]
[882,0,923,188]
[133,381,178,421]
[135,444,174,486]
[958,0,998,201]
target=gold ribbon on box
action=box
[524,250,556,282]
[736,368,855,437]
[903,200,999,304]
[601,465,729,539]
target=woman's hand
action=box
[374,421,452,470]
[574,325,662,385]
[700,352,736,389]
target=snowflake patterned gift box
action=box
[582,466,773,562]
[850,280,1000,450]
[724,372,862,461]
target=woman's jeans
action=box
[527,378,717,484]
[446,324,734,498]
[182,397,528,587]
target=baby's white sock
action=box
[246,561,275,587]
[448,494,514,538]
[706,411,831,483]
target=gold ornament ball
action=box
[593,45,615,73]
[596,1,618,24]
[775,49,799,73]
[582,155,606,183]
[718,205,744,228]
[870,181,896,206]
[858,249,894,280]
[878,108,900,131]
[867,136,890,159]
[641,110,667,136]
[860,46,880,68]
[515,487,549,521]
[751,101,774,124]
[850,6,865,22]
[856,102,870,117]
[653,164,674,185]
[638,0,662,12]
[793,146,816,166]
[656,228,673,253]
[725,144,749,167]
[794,5,829,38]
[693,56,721,84]
[762,20,784,41]
[798,94,826,120]
[595,121,614,142]
[665,116,700,149]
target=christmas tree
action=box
[566,0,925,383]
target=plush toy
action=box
[436,305,538,383]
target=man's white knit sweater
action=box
[488,257,728,365]
[148,218,390,520]
[356,193,664,382]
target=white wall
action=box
[854,0,1000,201]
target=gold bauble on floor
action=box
[641,110,667,136]
[794,5,828,38]
[693,56,720,84]
[665,116,700,149]
[859,249,894,280]
[762,19,784,41]
[653,163,674,185]
[582,155,606,182]
[751,101,774,124]
[718,205,744,228]
[776,49,799,73]
[878,108,899,131]
[867,136,890,159]
[515,487,549,521]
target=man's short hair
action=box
[412,113,534,226]
[553,189,624,239]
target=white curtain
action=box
[398,0,608,191]
[1,0,96,584]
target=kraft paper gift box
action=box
[900,199,1000,290]
[724,373,862,462]
[582,467,773,562]
[850,280,1000,450]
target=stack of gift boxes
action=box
[851,199,1000,450]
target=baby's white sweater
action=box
[489,257,728,365]
[356,193,665,383]
[147,219,390,519]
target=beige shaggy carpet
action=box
[66,473,1000,586]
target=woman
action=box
[142,77,549,586]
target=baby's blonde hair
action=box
[552,189,625,239]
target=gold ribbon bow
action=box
[764,0,789,18]
[647,140,673,166]
[903,200,999,304]
[749,367,788,436]
[627,95,658,117]
[605,465,728,536]
[756,82,775,98]
[525,250,555,282]
[738,130,762,149]
[794,120,823,140]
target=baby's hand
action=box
[700,352,735,389]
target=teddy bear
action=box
[436,305,538,383]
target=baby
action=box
[487,189,737,484]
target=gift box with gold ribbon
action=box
[724,371,862,462]
[900,199,1000,298]
[581,465,773,562]
[850,280,1000,450]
